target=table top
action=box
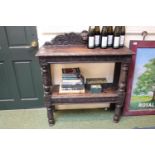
[36,45,134,57]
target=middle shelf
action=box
[51,85,120,104]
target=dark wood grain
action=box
[113,63,121,87]
[113,63,129,122]
[51,85,119,104]
[39,59,55,125]
[36,44,134,125]
[36,46,133,57]
[39,55,132,64]
[49,32,87,45]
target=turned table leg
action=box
[40,59,55,125]
[113,94,125,122]
[44,96,55,125]
[114,63,129,123]
[47,106,55,125]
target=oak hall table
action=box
[36,45,133,125]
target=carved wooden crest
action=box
[44,31,88,47]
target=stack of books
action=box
[59,67,85,94]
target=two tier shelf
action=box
[36,45,133,125]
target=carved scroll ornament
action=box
[44,31,88,46]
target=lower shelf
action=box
[51,85,120,104]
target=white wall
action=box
[37,26,155,47]
[37,26,155,85]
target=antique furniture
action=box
[36,44,133,125]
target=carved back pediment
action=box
[44,31,88,47]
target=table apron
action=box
[39,55,132,64]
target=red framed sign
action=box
[123,41,155,116]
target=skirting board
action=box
[55,103,110,110]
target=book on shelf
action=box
[62,67,81,78]
[59,84,85,94]
[60,67,85,94]
[61,87,85,91]
[62,67,80,74]
[62,75,84,83]
[90,84,102,93]
[62,82,83,86]
[86,78,107,92]
[62,74,81,78]
[86,78,107,85]
[62,76,82,80]
[62,79,84,84]
[62,74,83,79]
[61,84,85,89]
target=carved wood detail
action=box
[40,60,51,96]
[39,58,55,124]
[52,96,120,104]
[44,32,87,46]
[118,63,129,94]
[114,63,129,122]
[41,55,132,64]
[113,104,122,122]
[36,46,133,125]
[47,107,55,125]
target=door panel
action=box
[0,26,43,109]
[13,61,36,99]
[5,27,29,46]
[0,62,13,99]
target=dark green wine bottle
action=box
[113,26,120,49]
[94,26,101,47]
[101,26,108,49]
[88,26,95,49]
[107,26,113,47]
[120,26,125,48]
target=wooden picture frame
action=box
[123,41,155,116]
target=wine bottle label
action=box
[108,35,113,46]
[113,36,120,48]
[101,36,107,48]
[120,35,125,46]
[88,36,95,48]
[95,35,100,46]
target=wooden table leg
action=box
[113,62,121,88]
[47,106,55,125]
[40,59,55,125]
[114,63,129,123]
